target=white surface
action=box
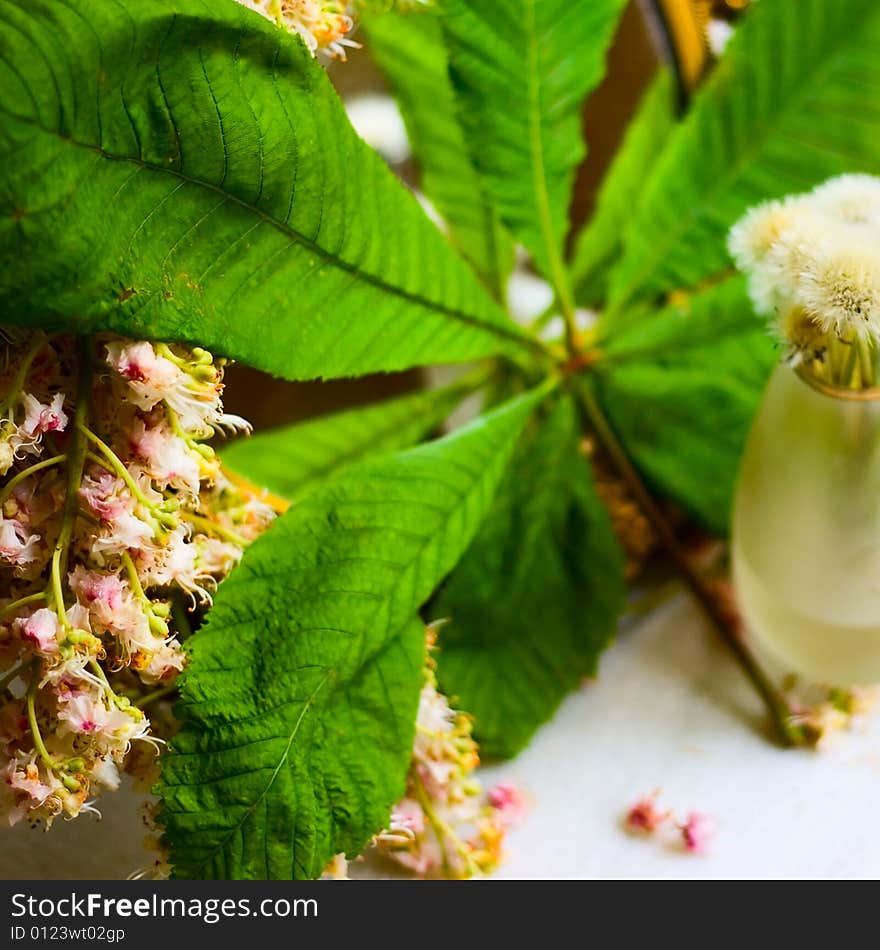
[344,94,410,165]
[4,593,880,880]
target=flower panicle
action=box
[370,627,527,879]
[0,333,274,828]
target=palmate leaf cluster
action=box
[1,0,878,877]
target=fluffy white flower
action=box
[794,240,880,339]
[6,393,68,461]
[727,195,812,273]
[106,342,247,438]
[195,536,242,578]
[810,173,880,226]
[91,511,154,558]
[89,756,121,791]
[729,174,880,345]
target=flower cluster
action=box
[236,0,358,59]
[371,627,526,879]
[729,174,880,387]
[0,331,273,827]
[624,792,715,855]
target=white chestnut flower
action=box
[0,517,40,566]
[372,627,525,879]
[0,331,275,827]
[235,0,358,60]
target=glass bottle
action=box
[733,358,880,685]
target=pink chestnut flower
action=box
[680,812,716,854]
[487,782,528,828]
[79,470,131,522]
[625,793,670,834]
[13,608,60,655]
[68,566,126,614]
[129,417,202,498]
[139,642,186,684]
[105,341,180,402]
[20,393,67,438]
[4,755,54,825]
[376,797,425,848]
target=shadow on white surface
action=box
[4,594,879,880]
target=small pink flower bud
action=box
[680,812,715,854]
[625,793,670,834]
[487,782,528,827]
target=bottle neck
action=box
[794,326,880,396]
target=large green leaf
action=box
[570,70,677,308]
[440,0,627,296]
[594,278,776,534]
[363,7,514,300]
[0,0,532,381]
[222,377,474,501]
[434,395,624,759]
[158,387,548,879]
[607,0,880,313]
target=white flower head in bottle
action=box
[729,174,880,385]
[729,174,880,686]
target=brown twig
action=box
[574,379,805,747]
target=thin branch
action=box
[573,379,805,747]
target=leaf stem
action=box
[521,0,579,358]
[574,379,804,747]
[528,296,560,334]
